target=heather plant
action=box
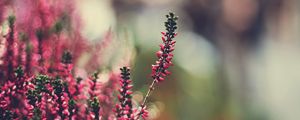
[0,1,178,120]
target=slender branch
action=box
[136,12,178,120]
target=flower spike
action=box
[136,12,179,120]
[115,67,134,120]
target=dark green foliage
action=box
[8,15,16,26]
[0,109,14,120]
[26,89,41,106]
[35,29,45,42]
[52,78,63,96]
[165,12,178,39]
[61,51,72,64]
[32,108,42,120]
[14,66,24,78]
[34,75,50,93]
[88,97,101,120]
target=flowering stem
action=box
[87,72,101,120]
[116,67,134,119]
[25,41,32,75]
[136,12,178,120]
[6,15,16,81]
[52,77,65,119]
[36,29,44,67]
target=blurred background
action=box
[76,0,300,120]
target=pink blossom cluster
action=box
[0,1,178,120]
[152,13,178,83]
[115,67,134,120]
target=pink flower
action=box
[115,67,134,120]
[136,12,178,120]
